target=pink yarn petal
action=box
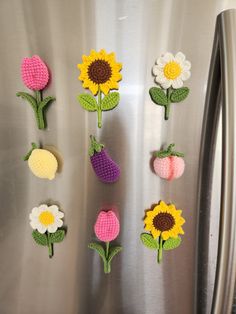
[94,210,120,242]
[21,55,49,90]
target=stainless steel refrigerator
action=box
[0,1,236,314]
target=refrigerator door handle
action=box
[197,9,236,314]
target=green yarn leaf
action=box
[32,230,47,246]
[101,92,120,111]
[77,94,97,111]
[49,230,65,243]
[163,237,182,250]
[16,92,37,112]
[140,233,159,249]
[88,242,106,262]
[170,87,189,103]
[149,87,168,106]
[107,246,122,263]
[38,96,55,110]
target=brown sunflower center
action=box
[153,213,175,231]
[88,60,112,84]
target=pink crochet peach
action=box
[21,55,49,90]
[94,210,120,242]
[153,144,185,181]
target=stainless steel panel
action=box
[0,1,236,314]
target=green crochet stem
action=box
[16,90,55,130]
[47,232,53,258]
[155,143,184,158]
[23,142,38,161]
[97,89,102,128]
[158,237,163,263]
[165,87,171,120]
[104,242,111,274]
[88,135,104,156]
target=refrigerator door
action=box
[0,1,235,314]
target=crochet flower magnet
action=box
[149,52,191,120]
[77,49,122,128]
[140,201,185,263]
[24,143,58,180]
[29,204,65,258]
[88,209,122,274]
[16,55,55,129]
[153,143,185,180]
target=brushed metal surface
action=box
[0,1,236,314]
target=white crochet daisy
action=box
[153,52,191,89]
[29,204,64,234]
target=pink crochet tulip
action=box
[21,55,49,90]
[94,210,120,242]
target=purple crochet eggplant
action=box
[89,135,120,183]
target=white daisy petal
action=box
[183,60,191,71]
[153,65,161,76]
[181,70,191,81]
[175,52,186,63]
[49,205,59,215]
[38,204,48,213]
[156,57,166,67]
[163,52,174,62]
[56,218,63,227]
[48,224,58,233]
[172,78,183,88]
[161,79,172,89]
[31,207,40,216]
[37,224,47,234]
[57,211,64,219]
[30,220,37,229]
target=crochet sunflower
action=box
[140,201,185,263]
[77,49,122,128]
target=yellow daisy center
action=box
[153,212,175,231]
[39,211,55,226]
[163,61,182,80]
[88,59,112,84]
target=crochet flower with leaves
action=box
[150,52,191,120]
[77,49,122,128]
[16,55,55,129]
[88,209,122,274]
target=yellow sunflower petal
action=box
[159,201,169,212]
[144,216,153,225]
[162,231,171,240]
[151,228,160,239]
[144,224,153,231]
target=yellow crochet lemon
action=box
[28,148,58,180]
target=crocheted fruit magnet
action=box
[77,49,122,128]
[140,201,185,263]
[89,135,120,183]
[88,209,122,274]
[153,144,185,180]
[29,204,65,258]
[24,143,58,180]
[149,52,191,120]
[16,55,55,129]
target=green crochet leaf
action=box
[88,242,106,262]
[49,230,65,243]
[101,92,120,111]
[170,87,189,103]
[16,92,37,112]
[149,87,168,106]
[140,233,159,249]
[32,230,47,246]
[38,96,55,110]
[23,142,38,161]
[163,237,182,250]
[107,246,122,263]
[77,94,97,111]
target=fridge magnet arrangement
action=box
[16,55,55,129]
[140,201,185,263]
[153,143,185,180]
[24,143,58,180]
[77,49,122,128]
[89,135,120,183]
[88,209,122,274]
[149,52,191,120]
[29,204,65,258]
